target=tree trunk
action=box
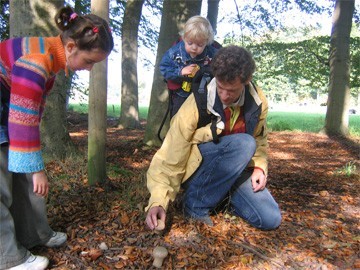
[207,0,220,35]
[144,0,202,146]
[325,0,354,136]
[118,0,144,129]
[88,0,109,185]
[10,0,76,159]
[10,0,60,37]
[41,75,77,158]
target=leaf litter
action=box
[31,113,359,269]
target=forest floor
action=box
[32,112,360,270]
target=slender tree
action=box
[118,0,144,129]
[325,0,355,136]
[88,0,110,185]
[144,0,202,146]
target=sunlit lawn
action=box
[68,104,360,137]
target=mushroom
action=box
[152,246,168,268]
[155,219,165,231]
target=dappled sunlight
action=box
[39,113,359,269]
[70,131,88,137]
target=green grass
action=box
[334,161,358,177]
[267,111,360,136]
[68,103,149,119]
[68,104,360,137]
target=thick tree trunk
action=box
[41,74,77,158]
[10,0,75,159]
[207,0,220,35]
[88,0,109,185]
[144,0,202,146]
[325,0,354,136]
[118,0,144,129]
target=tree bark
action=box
[144,0,202,146]
[325,0,354,136]
[118,0,144,129]
[207,0,220,35]
[88,0,109,185]
[10,0,76,159]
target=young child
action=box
[0,5,113,270]
[160,15,220,118]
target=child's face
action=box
[67,48,108,71]
[65,41,109,72]
[184,38,207,58]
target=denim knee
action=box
[257,204,282,230]
[226,133,256,155]
[230,176,282,230]
[232,201,281,230]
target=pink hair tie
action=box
[92,26,99,33]
[69,13,78,22]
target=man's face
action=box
[216,77,246,106]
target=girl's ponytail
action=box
[55,6,77,31]
[55,5,114,53]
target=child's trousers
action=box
[0,145,52,269]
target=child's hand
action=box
[32,171,49,197]
[181,64,198,76]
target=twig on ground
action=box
[224,239,284,268]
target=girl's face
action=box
[65,41,109,71]
[184,38,207,58]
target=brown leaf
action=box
[88,249,103,261]
[319,190,330,197]
[98,261,111,270]
[120,212,130,225]
[353,259,360,269]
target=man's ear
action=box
[245,76,253,84]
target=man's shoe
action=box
[195,215,214,226]
[8,254,49,270]
[44,231,67,247]
[188,215,214,226]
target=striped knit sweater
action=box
[0,35,67,173]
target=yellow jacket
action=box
[146,79,269,211]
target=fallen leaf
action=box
[88,249,103,261]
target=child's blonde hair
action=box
[181,16,214,45]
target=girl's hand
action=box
[32,171,49,197]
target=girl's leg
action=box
[0,145,30,269]
[182,133,256,221]
[10,173,53,249]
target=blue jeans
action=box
[182,133,281,230]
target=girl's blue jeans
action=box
[182,133,281,230]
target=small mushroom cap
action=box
[155,219,165,231]
[153,246,168,258]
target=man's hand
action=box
[251,168,267,192]
[32,171,49,197]
[145,206,166,230]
